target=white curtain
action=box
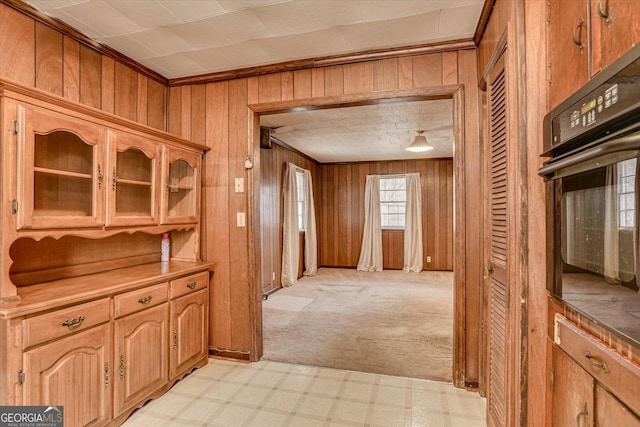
[302,168,318,277]
[404,173,423,272]
[357,175,383,271]
[604,164,620,284]
[281,163,317,287]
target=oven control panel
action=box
[545,43,640,155]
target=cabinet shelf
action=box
[117,178,152,187]
[34,167,92,180]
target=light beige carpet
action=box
[262,267,453,382]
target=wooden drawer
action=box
[170,271,208,300]
[554,314,640,416]
[23,297,110,348]
[114,283,168,318]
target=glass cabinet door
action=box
[18,105,105,229]
[106,132,159,226]
[161,147,200,224]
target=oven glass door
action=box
[559,152,640,344]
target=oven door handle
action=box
[538,132,640,179]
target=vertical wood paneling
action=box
[373,58,399,91]
[413,53,444,88]
[147,79,165,131]
[35,23,63,96]
[259,144,319,291]
[442,51,458,85]
[191,84,206,144]
[79,45,102,109]
[0,4,34,85]
[63,37,80,102]
[180,86,191,140]
[205,81,231,349]
[317,159,453,270]
[293,69,312,99]
[281,71,294,101]
[247,76,259,104]
[228,79,250,351]
[311,68,325,97]
[168,86,182,136]
[258,74,282,103]
[101,57,115,114]
[344,62,374,94]
[398,56,413,89]
[136,74,148,126]
[324,66,344,96]
[114,62,137,121]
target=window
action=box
[618,158,636,228]
[379,177,406,229]
[296,170,306,231]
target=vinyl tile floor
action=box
[122,358,487,427]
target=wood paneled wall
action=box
[259,142,319,294]
[318,160,453,271]
[169,48,483,386]
[0,3,166,130]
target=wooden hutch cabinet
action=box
[0,78,212,427]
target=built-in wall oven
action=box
[539,43,640,347]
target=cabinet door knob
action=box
[61,315,85,329]
[572,17,585,50]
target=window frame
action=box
[379,176,407,230]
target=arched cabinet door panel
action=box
[17,103,106,229]
[23,323,112,427]
[161,146,201,225]
[170,288,208,380]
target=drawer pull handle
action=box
[138,296,153,305]
[61,315,85,329]
[585,352,610,373]
[187,281,197,290]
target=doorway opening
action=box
[248,87,466,384]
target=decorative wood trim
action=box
[208,348,251,361]
[0,77,207,153]
[474,0,497,47]
[480,29,508,91]
[0,0,167,85]
[250,86,458,114]
[169,40,476,86]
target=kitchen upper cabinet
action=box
[106,130,160,227]
[547,0,590,109]
[548,0,640,109]
[17,103,106,229]
[23,323,112,427]
[161,147,201,225]
[590,0,640,77]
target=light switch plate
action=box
[235,178,244,193]
[237,212,245,227]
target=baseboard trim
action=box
[209,347,251,361]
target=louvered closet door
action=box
[487,53,510,427]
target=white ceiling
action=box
[261,99,454,162]
[24,0,483,162]
[26,0,484,79]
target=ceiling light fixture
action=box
[406,130,434,152]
